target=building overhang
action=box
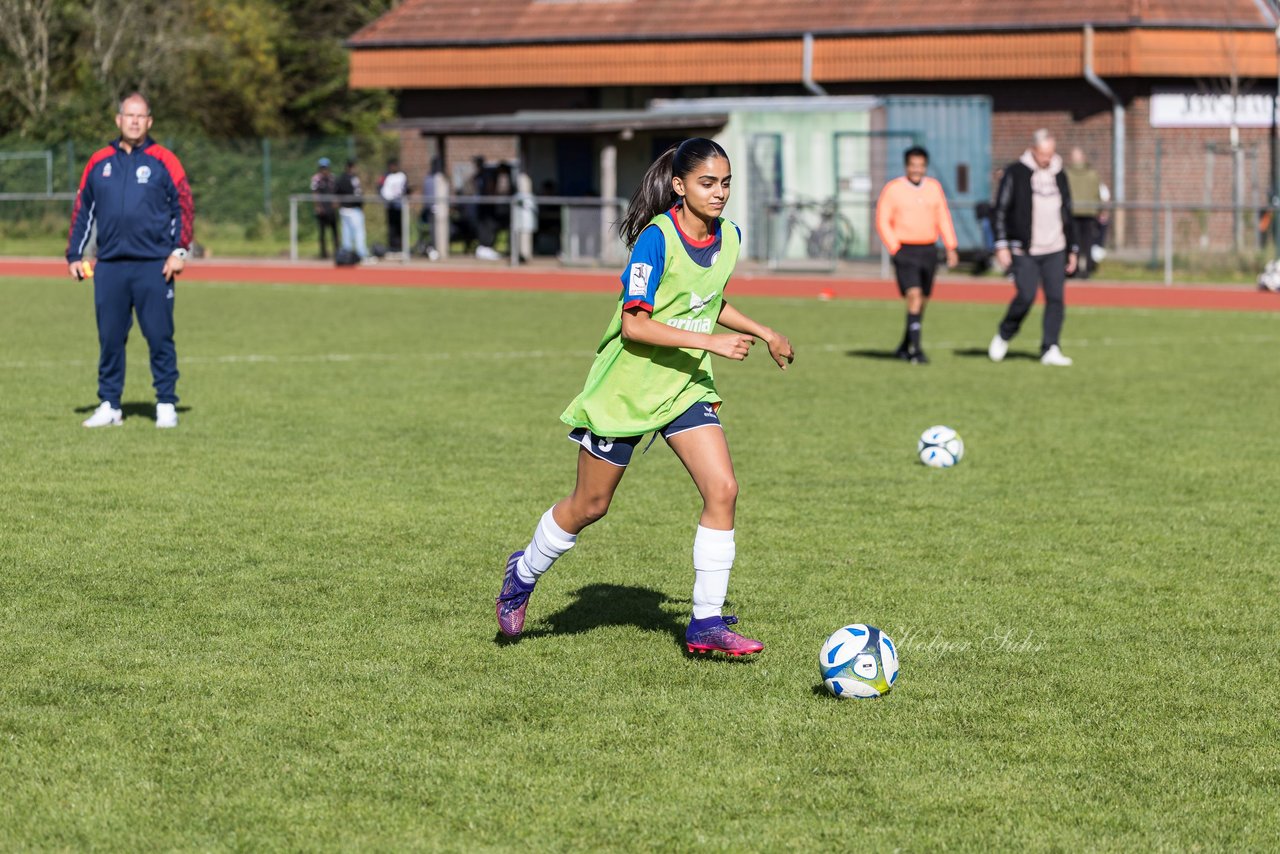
[351,28,1280,90]
[395,109,730,137]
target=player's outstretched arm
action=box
[620,307,754,360]
[717,301,794,370]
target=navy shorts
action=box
[568,401,722,467]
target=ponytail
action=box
[618,138,729,248]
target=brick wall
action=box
[395,130,519,195]
[987,80,1275,252]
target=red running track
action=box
[5,257,1278,312]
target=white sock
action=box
[516,507,576,586]
[692,525,735,619]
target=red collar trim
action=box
[668,206,717,248]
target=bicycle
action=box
[773,197,858,262]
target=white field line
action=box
[0,349,596,370]
[814,333,1280,353]
[3,333,1279,371]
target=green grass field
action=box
[2,275,1277,850]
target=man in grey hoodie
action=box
[988,129,1078,367]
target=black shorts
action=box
[892,244,939,297]
[567,401,722,467]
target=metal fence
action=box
[0,135,395,222]
[762,197,1280,284]
[287,194,628,267]
[4,189,1279,285]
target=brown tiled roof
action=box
[349,0,1275,47]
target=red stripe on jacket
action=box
[66,147,115,254]
[147,144,195,249]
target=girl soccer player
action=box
[496,138,794,656]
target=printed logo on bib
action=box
[136,165,151,184]
[689,290,717,312]
[667,317,713,333]
[628,263,652,297]
[102,163,112,178]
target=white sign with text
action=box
[1150,89,1277,128]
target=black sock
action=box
[907,313,923,351]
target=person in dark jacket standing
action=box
[310,157,338,259]
[988,129,1078,367]
[67,92,195,427]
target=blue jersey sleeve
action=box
[620,225,665,311]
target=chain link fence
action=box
[761,197,1279,285]
[3,132,1280,282]
[0,134,396,257]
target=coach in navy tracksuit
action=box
[67,92,195,429]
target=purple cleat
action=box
[685,615,764,657]
[496,550,534,638]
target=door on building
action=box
[555,137,595,197]
[555,137,600,263]
[746,133,783,262]
[834,130,919,260]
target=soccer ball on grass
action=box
[918,425,964,467]
[819,624,899,699]
[1259,260,1280,293]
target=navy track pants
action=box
[93,258,178,407]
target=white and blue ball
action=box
[819,624,899,699]
[1259,260,1280,293]
[918,425,964,468]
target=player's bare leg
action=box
[552,447,628,533]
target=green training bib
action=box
[561,214,740,437]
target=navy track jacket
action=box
[66,137,195,262]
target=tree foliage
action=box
[0,0,397,141]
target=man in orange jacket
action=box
[875,146,959,364]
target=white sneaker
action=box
[1040,345,1073,367]
[156,402,178,428]
[82,401,123,428]
[988,334,1009,362]
[475,245,502,261]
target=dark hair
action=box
[904,146,929,165]
[619,138,729,248]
